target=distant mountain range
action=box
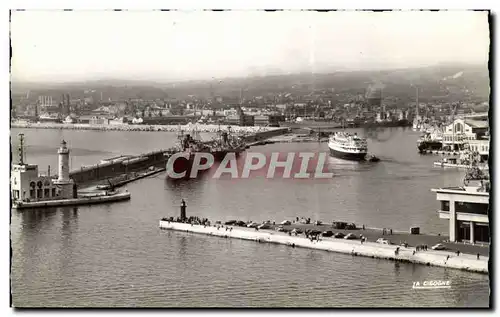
[11,63,489,103]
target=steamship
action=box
[328,132,368,161]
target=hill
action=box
[11,63,490,104]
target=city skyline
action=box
[10,10,490,83]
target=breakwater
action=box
[11,121,289,134]
[159,221,488,274]
[69,150,169,185]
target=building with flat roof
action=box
[432,182,489,244]
[468,136,490,162]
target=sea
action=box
[10,127,490,307]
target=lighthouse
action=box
[54,140,74,198]
[58,140,70,182]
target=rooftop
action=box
[465,119,489,129]
[432,186,490,196]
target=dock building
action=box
[432,181,490,244]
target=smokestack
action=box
[48,165,51,177]
[66,94,70,114]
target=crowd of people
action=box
[161,216,210,226]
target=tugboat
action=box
[328,132,368,161]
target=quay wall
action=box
[242,128,290,142]
[159,221,488,274]
[69,150,168,185]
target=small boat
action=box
[434,159,489,171]
[365,154,380,162]
[434,152,489,171]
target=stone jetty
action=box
[159,220,489,274]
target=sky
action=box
[10,10,490,82]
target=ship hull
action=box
[168,153,210,179]
[212,150,243,162]
[329,147,367,161]
[417,141,443,153]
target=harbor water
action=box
[10,127,490,307]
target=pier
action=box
[13,191,131,209]
[159,219,488,274]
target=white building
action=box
[468,136,490,162]
[432,183,489,244]
[441,119,488,150]
[11,138,74,202]
[223,109,238,116]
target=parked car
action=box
[258,223,271,229]
[332,222,347,229]
[292,228,303,234]
[334,232,345,239]
[431,243,446,250]
[247,222,259,228]
[322,230,334,237]
[376,238,391,245]
[224,220,237,225]
[280,220,291,225]
[236,221,247,227]
[346,223,357,230]
[344,233,357,240]
[276,226,285,232]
